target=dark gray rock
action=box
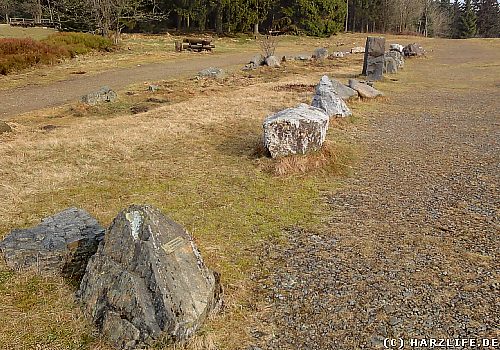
[386,50,404,69]
[330,78,359,101]
[348,79,383,99]
[265,55,281,67]
[362,37,386,81]
[263,103,329,158]
[311,76,352,117]
[0,208,104,282]
[197,67,225,79]
[77,205,222,349]
[313,48,329,60]
[403,43,425,57]
[0,121,12,134]
[81,86,117,105]
[384,56,398,74]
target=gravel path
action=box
[255,41,499,349]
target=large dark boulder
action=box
[263,104,329,158]
[77,205,222,349]
[362,36,386,81]
[0,208,104,282]
[311,76,352,117]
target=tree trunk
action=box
[216,0,223,34]
[345,0,348,32]
[254,22,259,36]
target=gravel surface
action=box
[253,42,499,349]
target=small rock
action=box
[281,55,295,62]
[81,86,117,106]
[313,47,329,60]
[41,124,57,131]
[148,84,159,92]
[0,121,12,134]
[295,55,312,61]
[265,55,281,67]
[0,208,105,282]
[77,205,222,349]
[348,79,383,99]
[263,103,329,158]
[390,43,404,53]
[311,75,352,117]
[197,67,225,79]
[389,316,402,326]
[351,46,365,54]
[130,105,149,114]
[329,51,345,58]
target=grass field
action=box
[2,29,495,349]
[0,24,57,39]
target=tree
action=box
[0,0,15,22]
[459,0,477,37]
[477,0,500,37]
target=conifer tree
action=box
[459,0,477,37]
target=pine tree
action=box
[477,0,500,37]
[459,0,477,38]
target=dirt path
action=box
[0,50,277,120]
[256,41,500,348]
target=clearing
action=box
[0,31,498,350]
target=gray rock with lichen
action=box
[384,56,398,74]
[0,208,104,282]
[265,55,281,67]
[330,78,359,101]
[263,103,329,158]
[312,76,352,117]
[385,51,404,69]
[77,205,222,350]
[197,67,225,78]
[81,86,117,105]
[313,48,328,60]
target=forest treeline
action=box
[0,0,498,39]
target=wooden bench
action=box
[8,18,57,28]
[175,38,215,52]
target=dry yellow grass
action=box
[1,33,481,349]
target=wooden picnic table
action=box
[175,38,215,52]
